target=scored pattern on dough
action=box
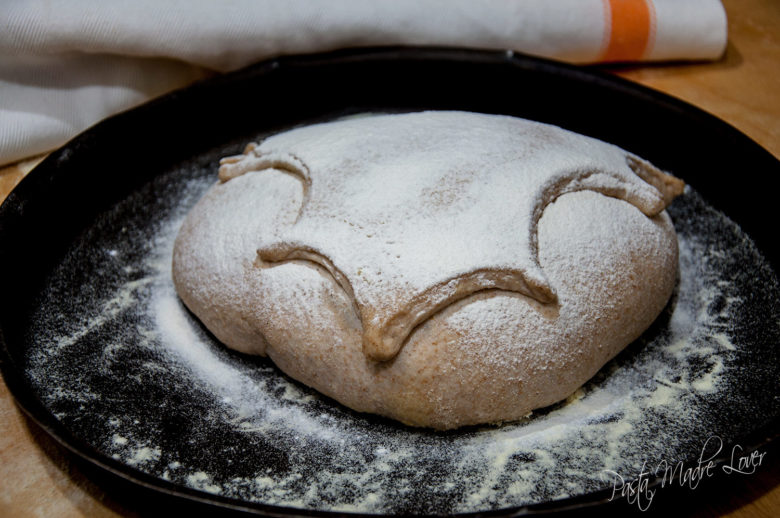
[220,143,311,222]
[216,112,683,362]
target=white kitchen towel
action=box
[0,0,727,166]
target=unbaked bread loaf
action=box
[172,111,683,429]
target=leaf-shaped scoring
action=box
[219,113,683,362]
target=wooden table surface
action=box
[1,0,778,516]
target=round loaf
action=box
[172,111,682,429]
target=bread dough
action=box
[172,111,683,429]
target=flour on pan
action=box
[24,155,779,514]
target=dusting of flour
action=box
[213,112,679,361]
[24,141,780,515]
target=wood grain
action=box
[610,0,780,161]
[0,0,777,515]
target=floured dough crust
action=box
[172,111,683,429]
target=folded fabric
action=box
[0,0,727,166]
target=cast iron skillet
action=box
[0,48,778,516]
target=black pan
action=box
[1,48,778,516]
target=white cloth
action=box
[0,0,727,166]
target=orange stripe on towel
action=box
[602,0,654,62]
